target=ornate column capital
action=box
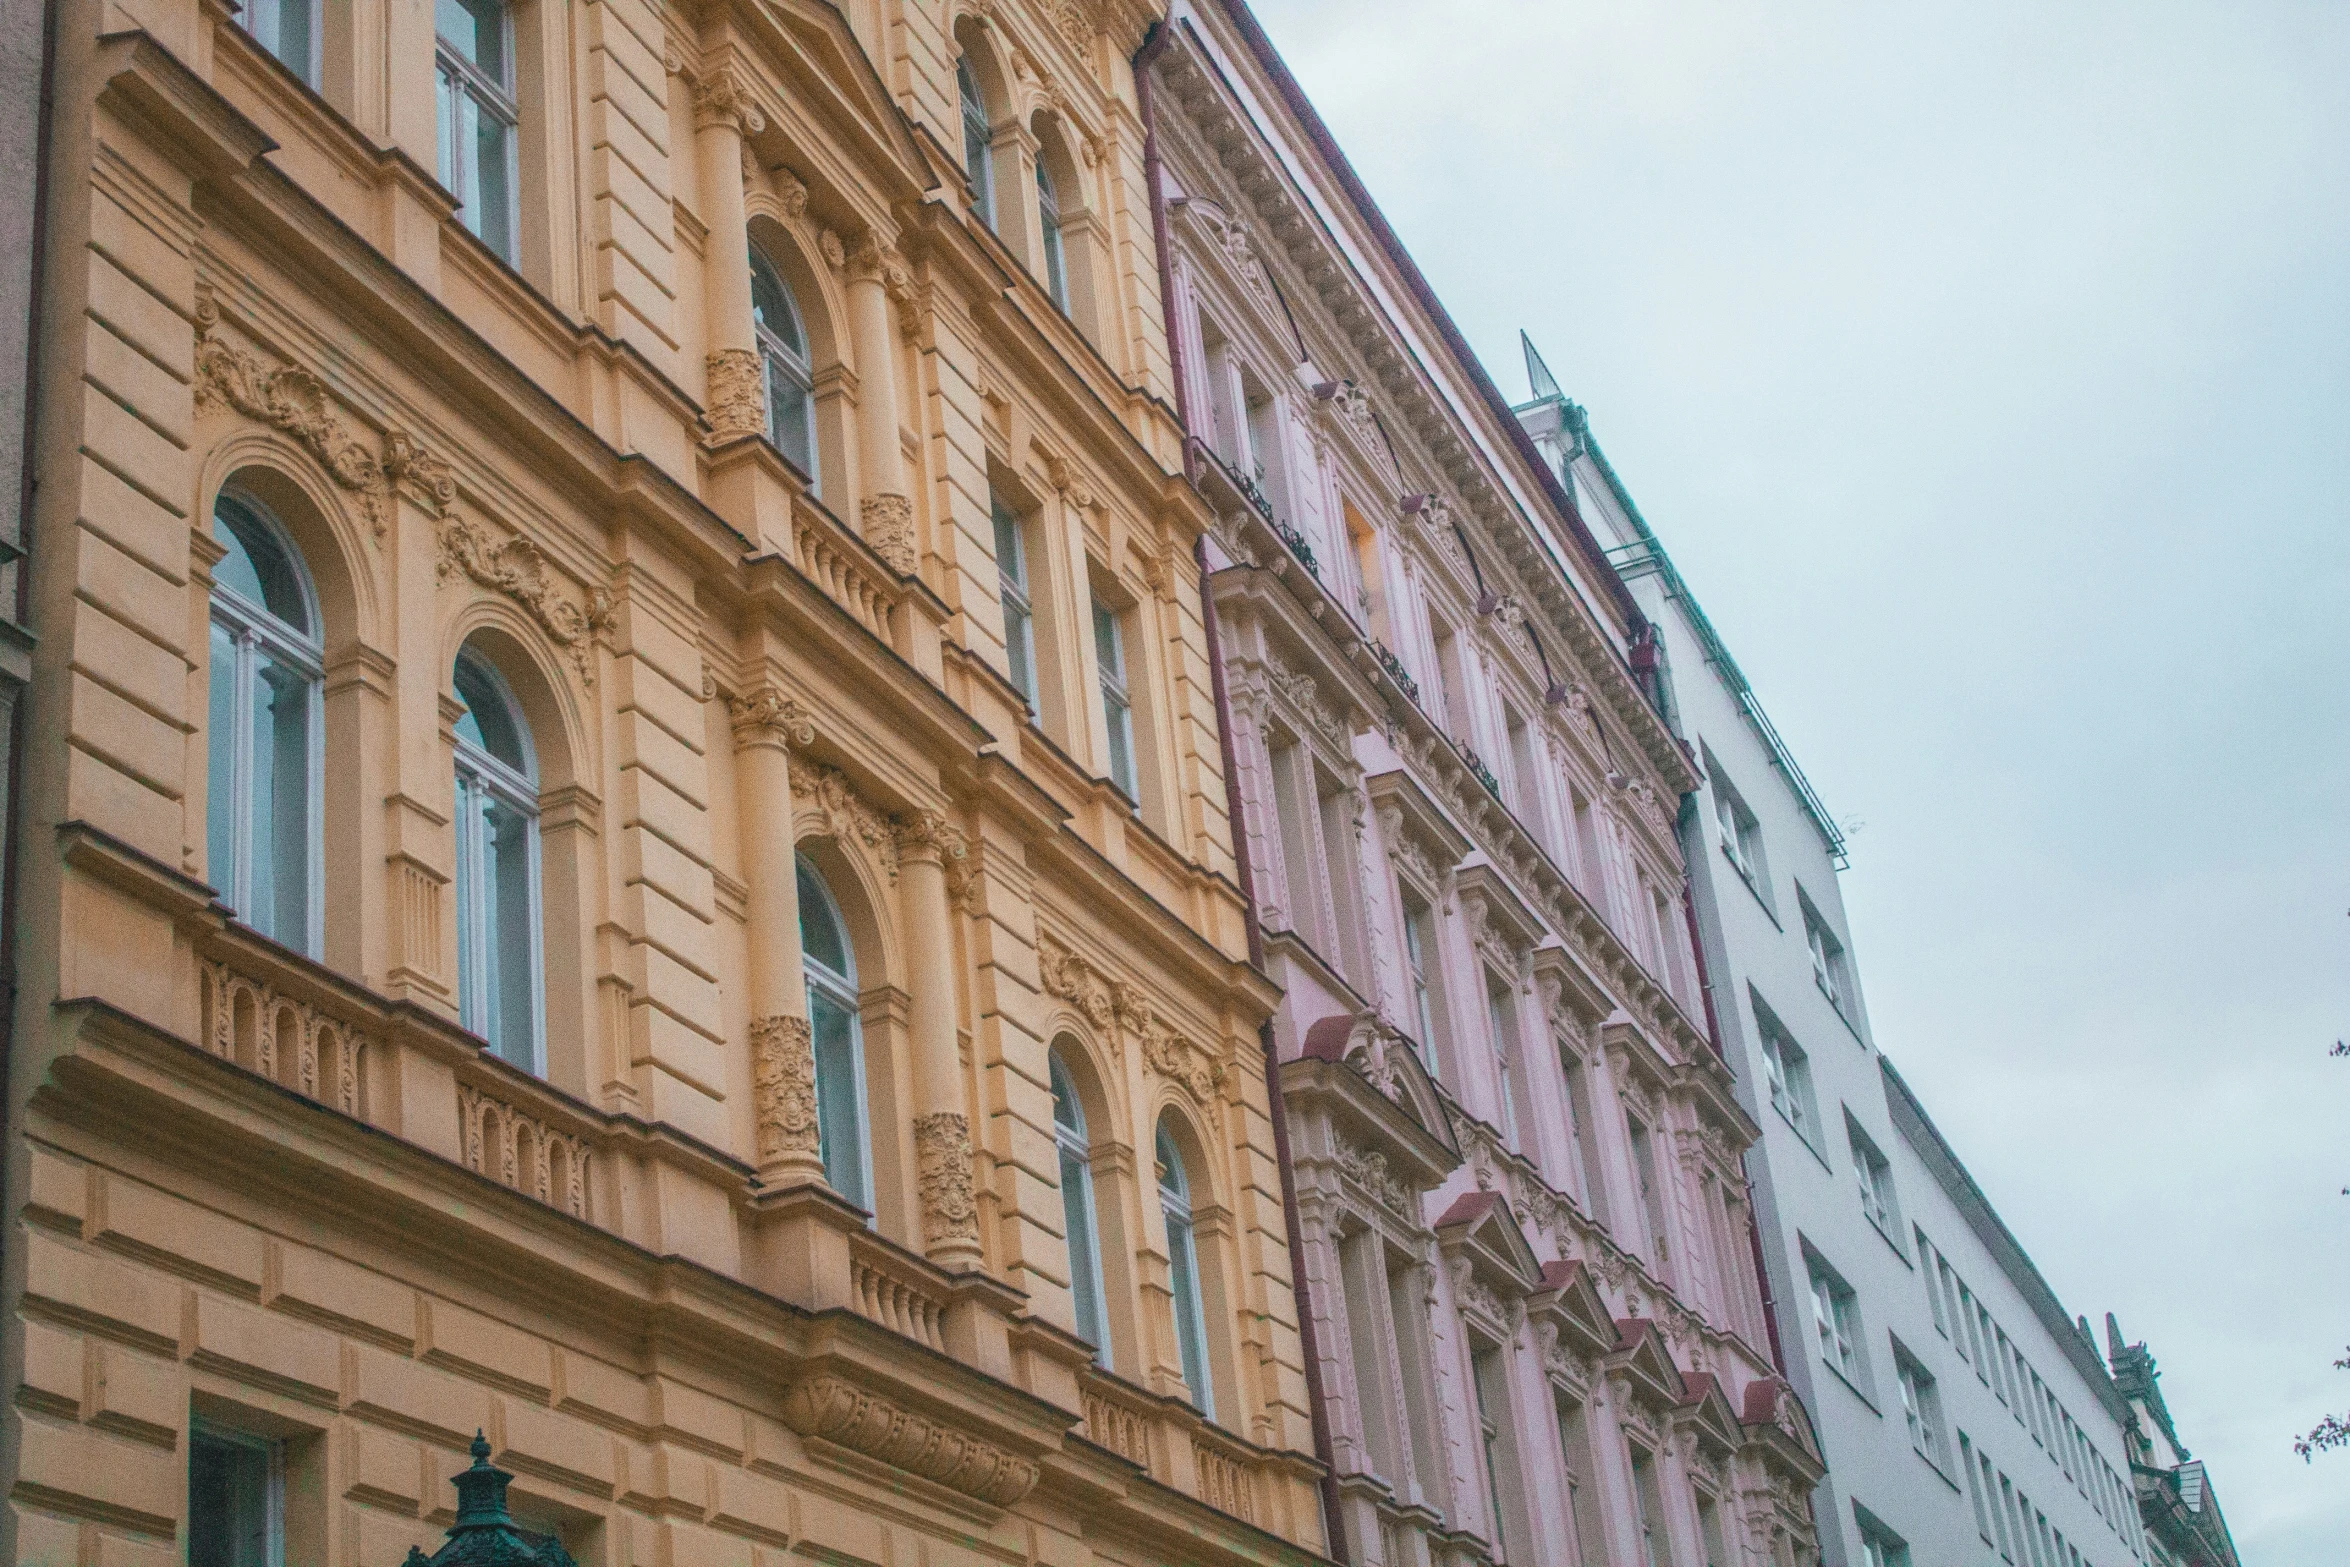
[728,684,816,749]
[693,70,767,136]
[894,807,968,869]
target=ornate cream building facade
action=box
[0,3,1329,1566]
[1144,5,1826,1567]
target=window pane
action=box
[488,794,535,1069]
[1060,1142,1105,1354]
[456,775,480,1027]
[1104,693,1134,796]
[797,860,851,977]
[474,109,514,262]
[189,1427,273,1567]
[437,0,505,76]
[1168,1214,1210,1415]
[811,989,866,1208]
[437,65,457,193]
[261,653,312,948]
[767,356,814,477]
[456,92,486,240]
[213,497,310,631]
[244,649,286,940]
[208,623,240,902]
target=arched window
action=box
[958,57,995,228]
[207,489,323,956]
[1036,159,1069,310]
[750,248,819,489]
[452,649,543,1073]
[434,0,518,262]
[798,855,872,1209]
[1051,1051,1109,1360]
[1157,1118,1214,1418]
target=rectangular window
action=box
[435,0,519,263]
[1962,1432,1996,1543]
[190,1420,284,1567]
[994,496,1036,706]
[240,0,319,85]
[1628,1444,1668,1567]
[1849,1116,1900,1237]
[1856,1513,1911,1567]
[1339,1227,1400,1486]
[1802,893,1850,1010]
[1555,1395,1610,1567]
[1559,1045,1612,1226]
[1092,596,1137,800]
[1569,784,1604,899]
[1628,1116,1672,1269]
[1997,1471,2022,1563]
[1757,1004,1819,1146]
[1470,1344,1529,1564]
[1318,783,1367,983]
[1487,977,1522,1149]
[1432,619,1471,740]
[1710,760,1767,895]
[1269,739,1321,941]
[1388,1254,1443,1502]
[1504,706,1539,822]
[1896,1347,1947,1467]
[1916,1230,1950,1335]
[1401,887,1442,1076]
[1695,1487,1731,1567]
[1807,1255,1864,1386]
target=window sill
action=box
[1773,1104,1833,1173]
[1820,1359,1879,1415]
[1721,843,1780,926]
[1864,1209,1911,1264]
[1913,1444,1964,1494]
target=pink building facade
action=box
[1144,7,1828,1566]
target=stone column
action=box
[844,235,916,573]
[696,72,767,443]
[729,686,825,1187]
[899,809,981,1269]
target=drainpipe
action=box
[1136,20,1347,1561]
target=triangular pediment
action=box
[1608,1317,1687,1408]
[1529,1259,1618,1358]
[1674,1372,1745,1455]
[736,0,933,206]
[1434,1191,1544,1294]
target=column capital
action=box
[728,683,816,750]
[693,70,767,136]
[895,806,969,869]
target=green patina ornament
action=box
[402,1432,579,1567]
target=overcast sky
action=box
[1245,1,2350,1559]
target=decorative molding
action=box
[706,348,765,440]
[1183,204,1276,313]
[458,1084,590,1219]
[751,1014,820,1166]
[692,70,767,135]
[1619,775,1673,835]
[199,960,365,1116]
[727,684,816,748]
[914,1110,979,1247]
[434,515,612,685]
[860,493,917,574]
[1552,681,1600,744]
[1333,1136,1416,1224]
[193,301,400,538]
[382,430,456,515]
[775,166,810,222]
[1264,658,1348,750]
[791,762,900,882]
[778,1375,1038,1508]
[1035,932,1224,1099]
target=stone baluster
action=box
[696,72,767,444]
[729,686,826,1187]
[898,810,982,1269]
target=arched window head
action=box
[798,855,872,1211]
[1051,1050,1109,1361]
[1036,158,1069,311]
[452,649,544,1074]
[958,57,996,228]
[1156,1117,1214,1418]
[207,489,324,956]
[749,248,819,490]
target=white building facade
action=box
[1519,354,2153,1567]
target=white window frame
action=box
[749,247,820,492]
[1051,1052,1110,1363]
[452,653,546,1076]
[207,493,325,959]
[1808,1259,1863,1387]
[1401,887,1440,1076]
[799,855,875,1212]
[994,496,1036,705]
[1897,1350,1946,1466]
[958,57,995,227]
[1158,1123,1215,1420]
[1037,157,1069,310]
[1093,596,1137,800]
[435,0,521,263]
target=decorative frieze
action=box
[199,960,365,1116]
[860,493,918,574]
[791,762,900,882]
[750,1014,820,1166]
[435,515,612,684]
[1035,933,1225,1101]
[778,1375,1038,1508]
[914,1110,980,1247]
[194,301,397,537]
[1334,1136,1418,1224]
[705,348,766,440]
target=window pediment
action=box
[1288,1013,1460,1194]
[1606,1316,1689,1412]
[1529,1258,1619,1366]
[1366,769,1470,899]
[1433,1190,1544,1305]
[1672,1370,1746,1457]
